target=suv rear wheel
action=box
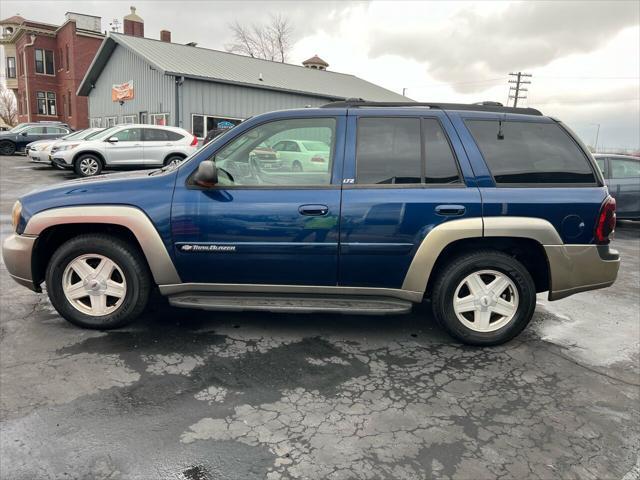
[431,250,536,346]
[75,154,103,177]
[45,234,151,329]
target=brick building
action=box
[0,12,103,129]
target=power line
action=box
[508,72,532,107]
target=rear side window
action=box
[611,158,640,179]
[356,118,421,184]
[423,118,460,184]
[466,120,596,185]
[356,117,460,185]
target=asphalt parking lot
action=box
[0,155,638,480]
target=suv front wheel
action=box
[45,234,151,329]
[75,154,103,177]
[431,250,536,346]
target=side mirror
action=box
[193,160,218,187]
[21,131,28,136]
[107,137,119,143]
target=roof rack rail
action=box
[321,98,543,116]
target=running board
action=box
[168,293,413,315]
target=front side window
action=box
[596,158,606,176]
[111,128,142,142]
[6,57,16,78]
[466,120,597,185]
[356,117,421,184]
[611,158,640,179]
[25,126,47,134]
[210,117,336,187]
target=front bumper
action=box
[29,150,51,163]
[545,244,620,300]
[50,154,73,169]
[1,233,38,291]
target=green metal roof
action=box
[78,32,409,102]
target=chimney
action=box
[123,6,144,37]
[160,29,171,42]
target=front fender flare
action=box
[24,205,181,285]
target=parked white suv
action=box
[26,128,105,166]
[50,124,198,177]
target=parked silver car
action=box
[594,154,640,220]
[26,128,105,166]
[50,124,198,177]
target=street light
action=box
[590,123,601,152]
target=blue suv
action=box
[2,101,620,345]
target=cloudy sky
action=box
[3,0,639,150]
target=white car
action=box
[270,139,331,172]
[50,124,198,177]
[26,128,105,166]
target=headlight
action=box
[11,200,22,232]
[57,143,80,151]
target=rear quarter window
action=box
[466,120,597,185]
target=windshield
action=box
[8,123,30,133]
[88,126,121,141]
[80,128,105,140]
[61,129,87,141]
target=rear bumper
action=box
[1,233,38,291]
[545,244,620,300]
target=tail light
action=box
[190,135,198,146]
[595,196,616,244]
[311,156,325,163]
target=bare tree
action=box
[226,15,293,63]
[0,87,18,127]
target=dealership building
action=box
[77,16,406,139]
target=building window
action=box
[150,113,169,126]
[65,44,69,72]
[122,114,137,124]
[35,49,55,75]
[36,92,46,114]
[105,116,117,127]
[6,57,16,78]
[192,114,243,138]
[59,48,63,70]
[67,90,72,116]
[37,91,56,115]
[89,118,102,128]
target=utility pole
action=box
[508,72,532,107]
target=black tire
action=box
[163,155,184,167]
[292,161,303,172]
[45,234,151,329]
[0,141,16,156]
[74,154,103,177]
[431,250,536,346]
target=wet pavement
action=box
[1,156,639,479]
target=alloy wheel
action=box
[453,269,519,332]
[62,254,127,316]
[79,158,100,176]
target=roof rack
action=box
[320,98,543,116]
